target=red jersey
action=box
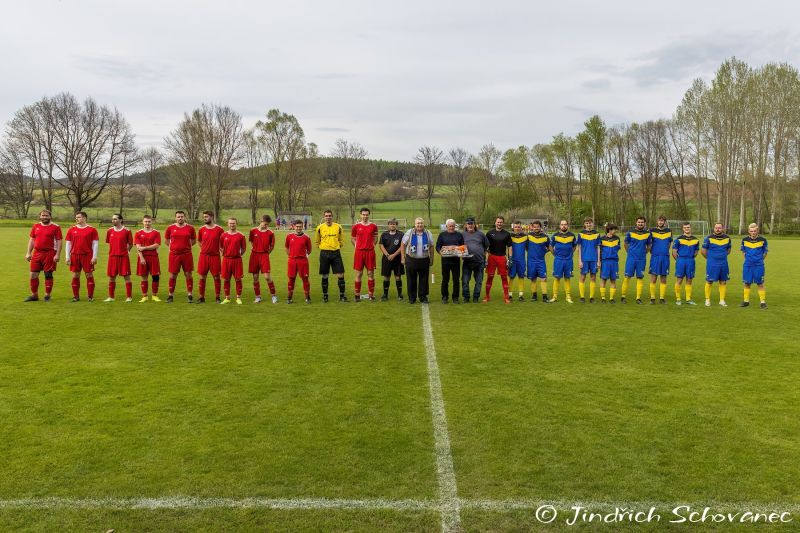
[220,231,246,258]
[134,229,161,257]
[30,223,63,251]
[198,225,225,255]
[165,223,196,254]
[351,222,378,250]
[106,227,133,256]
[249,228,275,253]
[65,225,99,255]
[285,232,312,258]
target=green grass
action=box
[1,226,798,530]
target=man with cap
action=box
[460,217,490,303]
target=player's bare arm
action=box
[25,237,34,261]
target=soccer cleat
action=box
[442,297,448,304]
[271,295,279,304]
[685,300,696,306]
[739,301,749,308]
[676,300,682,306]
[503,297,511,304]
[601,298,606,304]
[566,296,573,304]
[620,297,627,304]
[398,295,404,301]
[531,294,538,302]
[704,299,711,307]
[139,296,149,303]
[369,295,376,301]
[87,297,94,302]
[353,296,360,303]
[541,295,549,303]
[660,299,666,304]
[482,297,490,303]
[636,299,642,305]
[235,297,242,305]
[719,300,727,307]
[24,295,39,302]
[287,298,294,304]
[125,297,133,303]
[43,295,51,302]
[589,298,595,304]
[339,295,348,302]
[420,297,429,304]
[220,297,231,305]
[305,298,311,304]
[760,302,767,309]
[71,297,80,302]
[166,295,174,303]
[650,299,656,305]
[323,294,329,303]
[408,298,416,304]
[187,295,193,303]
[580,297,586,303]
[518,295,525,302]
[104,297,115,302]
[472,296,479,303]
[151,295,162,302]
[609,299,615,304]
[254,296,262,303]
[381,295,389,302]
[215,297,221,304]
[547,297,557,303]
[453,298,460,304]
[197,297,205,304]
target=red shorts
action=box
[221,257,243,279]
[168,252,193,274]
[248,252,271,274]
[69,253,94,273]
[486,254,508,276]
[30,250,57,272]
[106,255,131,277]
[354,249,376,271]
[288,257,309,278]
[136,254,160,277]
[198,254,221,276]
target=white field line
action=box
[421,304,461,532]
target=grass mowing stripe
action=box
[421,304,461,532]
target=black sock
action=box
[396,279,403,297]
[337,277,345,295]
[383,279,390,296]
[322,277,329,295]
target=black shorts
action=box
[319,249,345,275]
[381,255,405,277]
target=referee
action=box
[314,209,348,302]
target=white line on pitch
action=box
[421,304,461,532]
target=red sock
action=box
[253,280,261,297]
[108,281,116,298]
[186,278,193,295]
[71,278,80,297]
[125,281,132,298]
[213,277,221,298]
[302,276,310,296]
[501,276,509,298]
[141,281,148,295]
[367,279,375,296]
[44,278,53,295]
[354,280,361,296]
[152,280,159,294]
[87,278,95,299]
[223,279,230,297]
[199,278,206,298]
[288,277,295,293]
[30,278,40,296]
[267,281,276,295]
[235,279,242,297]
[168,278,176,295]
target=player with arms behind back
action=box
[164,210,196,303]
[104,213,134,302]
[249,214,278,303]
[701,222,732,307]
[286,219,312,304]
[65,211,99,302]
[25,209,62,302]
[134,215,161,302]
[740,223,768,309]
[598,223,621,303]
[351,207,378,301]
[671,222,699,305]
[219,218,246,305]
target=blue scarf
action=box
[407,230,430,256]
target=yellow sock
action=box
[621,277,629,297]
[579,282,586,298]
[636,279,644,299]
[564,280,572,298]
[649,282,656,299]
[758,288,765,302]
[552,278,559,298]
[610,287,616,300]
[516,278,524,295]
[589,280,596,298]
[660,282,667,299]
[743,287,750,303]
[600,287,606,299]
[705,282,712,300]
[719,284,727,301]
[530,280,537,295]
[685,284,692,301]
[540,280,548,296]
[674,283,682,300]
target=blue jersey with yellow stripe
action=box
[741,236,767,266]
[649,227,672,256]
[672,235,699,258]
[526,231,550,261]
[577,230,600,261]
[624,229,651,259]
[702,233,731,264]
[550,231,577,258]
[599,235,621,260]
[510,232,528,262]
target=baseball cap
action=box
[465,217,476,224]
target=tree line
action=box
[2,57,799,232]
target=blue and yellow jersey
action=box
[527,231,550,261]
[510,232,528,261]
[649,227,673,256]
[576,230,600,262]
[741,236,768,266]
[599,235,621,260]
[672,235,699,258]
[624,229,651,259]
[550,231,577,259]
[702,233,731,263]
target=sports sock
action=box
[72,278,80,298]
[168,278,176,295]
[354,280,361,297]
[86,278,95,299]
[30,278,39,296]
[395,279,403,297]
[484,275,494,298]
[564,280,572,298]
[551,278,559,298]
[186,278,193,295]
[321,276,329,295]
[267,281,276,295]
[337,277,346,295]
[152,280,159,294]
[367,278,375,296]
[500,275,509,298]
[675,283,682,300]
[578,282,586,298]
[108,281,116,298]
[253,280,261,297]
[288,277,295,294]
[213,277,221,298]
[599,287,606,300]
[610,287,616,299]
[684,284,692,301]
[636,278,643,299]
[719,284,727,301]
[540,280,548,295]
[223,279,231,298]
[705,282,712,300]
[515,277,524,295]
[199,278,206,298]
[44,278,53,295]
[589,280,596,298]
[649,281,656,299]
[758,288,765,302]
[621,277,629,297]
[141,280,148,296]
[125,281,132,298]
[235,279,242,297]
[383,279,390,296]
[302,276,310,296]
[743,286,750,303]
[659,282,667,299]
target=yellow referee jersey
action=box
[315,222,344,251]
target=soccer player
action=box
[351,207,378,301]
[249,214,278,303]
[483,216,512,304]
[435,218,464,304]
[576,217,600,303]
[621,216,651,304]
[648,215,672,304]
[701,222,731,307]
[379,218,404,301]
[285,219,312,304]
[549,219,577,304]
[65,211,99,302]
[104,213,134,302]
[461,217,489,303]
[315,209,348,302]
[526,220,549,303]
[598,223,621,303]
[196,210,224,303]
[509,220,528,301]
[134,215,162,302]
[25,209,62,302]
[219,217,246,304]
[164,210,196,303]
[740,223,768,309]
[671,222,699,305]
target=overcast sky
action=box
[1,0,798,161]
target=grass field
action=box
[1,225,799,531]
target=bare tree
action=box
[111,145,139,217]
[164,110,206,219]
[0,138,36,217]
[242,129,267,224]
[415,146,444,224]
[331,139,369,222]
[141,147,164,219]
[470,143,501,222]
[198,104,244,219]
[445,147,472,218]
[256,109,305,217]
